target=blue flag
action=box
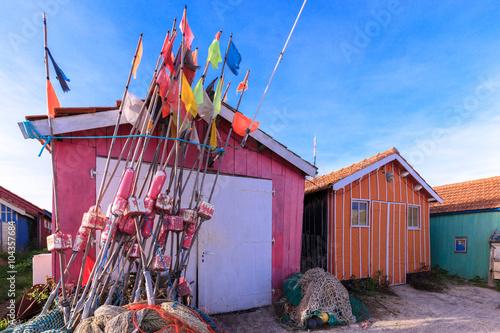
[226,40,241,76]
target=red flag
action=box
[82,254,96,287]
[46,80,60,118]
[233,112,259,137]
[157,67,170,99]
[161,31,170,59]
[180,12,194,50]
[162,31,177,74]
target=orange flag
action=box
[232,111,259,137]
[132,38,143,79]
[46,80,60,118]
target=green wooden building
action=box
[430,176,500,280]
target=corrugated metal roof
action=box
[430,176,500,214]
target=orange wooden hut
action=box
[303,147,442,285]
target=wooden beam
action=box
[18,106,317,177]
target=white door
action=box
[197,176,273,314]
[96,158,273,313]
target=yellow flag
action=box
[181,73,197,118]
[210,119,217,148]
[132,39,143,79]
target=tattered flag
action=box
[47,48,70,92]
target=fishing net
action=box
[69,302,226,333]
[93,305,128,327]
[73,317,103,333]
[290,268,356,327]
[349,297,370,323]
[10,309,64,333]
[283,273,303,307]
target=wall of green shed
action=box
[430,211,500,280]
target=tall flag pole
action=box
[240,0,308,147]
[43,12,70,320]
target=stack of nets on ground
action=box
[5,309,65,333]
[278,267,370,329]
[73,303,227,333]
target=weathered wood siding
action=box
[430,211,500,280]
[325,161,431,284]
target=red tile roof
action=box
[305,147,399,194]
[430,176,500,214]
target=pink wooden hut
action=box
[19,102,316,313]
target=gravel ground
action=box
[215,281,500,332]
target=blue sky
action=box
[1,0,499,210]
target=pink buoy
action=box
[147,170,167,200]
[47,233,72,252]
[88,205,102,214]
[100,223,116,243]
[165,215,184,231]
[144,197,156,215]
[180,208,197,224]
[186,223,196,236]
[178,277,192,297]
[182,234,193,249]
[155,193,173,214]
[126,242,141,258]
[116,168,135,199]
[158,228,168,246]
[111,196,128,216]
[198,201,215,220]
[73,226,90,252]
[124,196,146,217]
[151,254,172,272]
[141,217,153,238]
[118,216,138,235]
[81,212,107,230]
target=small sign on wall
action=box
[455,237,467,253]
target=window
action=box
[351,201,368,226]
[455,237,467,253]
[408,205,419,228]
[44,219,52,232]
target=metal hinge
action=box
[90,168,97,179]
[272,189,276,197]
[272,237,275,245]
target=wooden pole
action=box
[222,81,231,102]
[43,13,69,319]
[241,0,307,147]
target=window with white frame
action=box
[408,205,420,228]
[351,201,368,226]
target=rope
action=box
[22,120,225,157]
[125,304,207,333]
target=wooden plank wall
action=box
[430,211,500,280]
[327,160,431,283]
